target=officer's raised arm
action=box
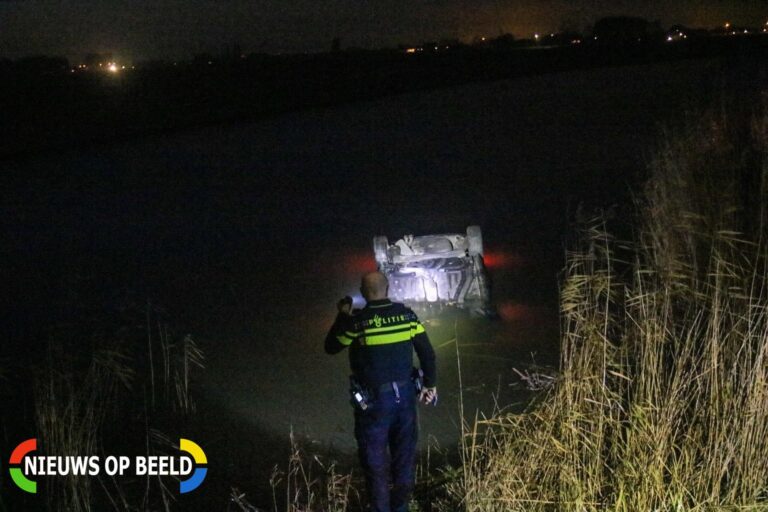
[324,296,357,354]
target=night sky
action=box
[1,0,765,61]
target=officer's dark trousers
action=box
[354,383,417,512]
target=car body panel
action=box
[373,227,492,317]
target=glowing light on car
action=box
[483,250,524,270]
[343,252,378,273]
[108,63,119,73]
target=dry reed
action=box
[450,101,768,511]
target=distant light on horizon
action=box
[2,1,768,61]
[108,62,119,72]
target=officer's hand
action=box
[419,387,437,405]
[337,296,353,315]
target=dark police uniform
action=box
[325,298,436,512]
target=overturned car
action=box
[373,226,493,318]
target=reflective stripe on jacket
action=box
[325,299,436,389]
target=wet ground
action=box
[3,57,720,508]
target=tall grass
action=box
[267,435,451,511]
[269,430,357,512]
[33,303,205,511]
[35,345,133,511]
[450,103,768,510]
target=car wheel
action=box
[467,225,483,256]
[373,236,389,264]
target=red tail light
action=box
[483,250,525,269]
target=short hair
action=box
[361,272,388,300]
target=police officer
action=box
[325,271,437,512]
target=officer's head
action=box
[361,272,389,301]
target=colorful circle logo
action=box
[179,438,207,494]
[9,438,38,493]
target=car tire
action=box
[467,225,483,256]
[373,236,389,264]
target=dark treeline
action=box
[2,33,767,160]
